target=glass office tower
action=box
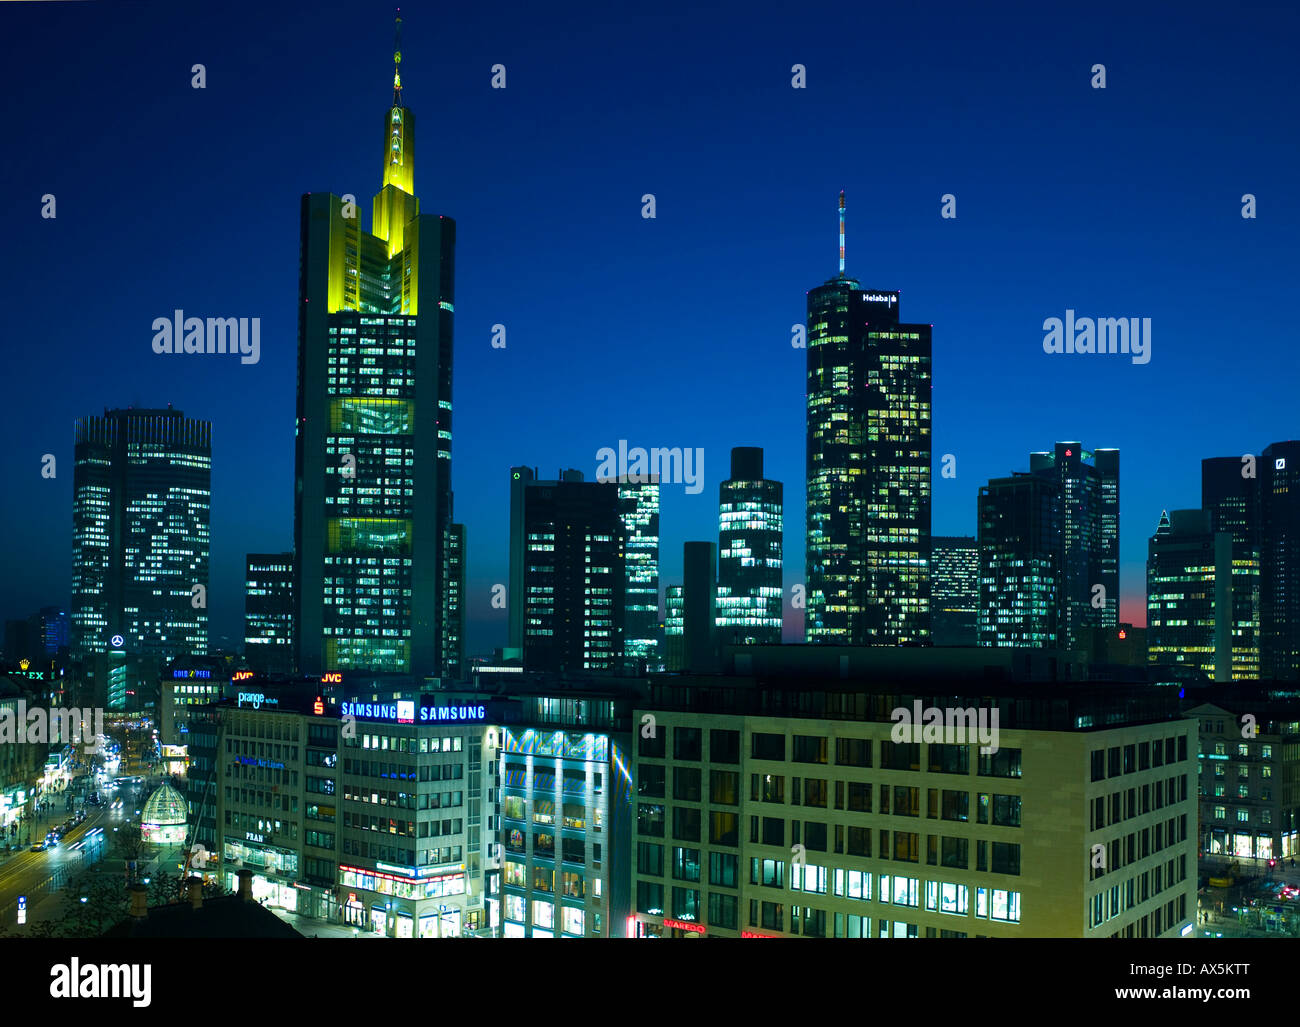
[977,473,1060,647]
[618,479,661,667]
[244,553,294,675]
[930,536,978,647]
[72,406,211,661]
[717,448,782,645]
[294,39,455,676]
[805,202,931,645]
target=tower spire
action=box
[838,190,846,277]
[392,8,403,106]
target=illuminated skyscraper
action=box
[618,478,661,667]
[805,192,931,644]
[1202,456,1260,679]
[71,407,211,662]
[716,448,782,645]
[508,468,625,672]
[443,520,466,679]
[294,21,455,675]
[1146,510,1233,681]
[977,473,1060,648]
[244,553,294,675]
[930,536,978,646]
[663,586,685,671]
[1028,443,1119,640]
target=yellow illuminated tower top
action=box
[374,8,418,257]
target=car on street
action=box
[30,841,45,852]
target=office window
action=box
[637,841,663,876]
[942,790,969,822]
[708,892,738,930]
[639,730,665,759]
[978,748,1022,778]
[638,803,664,837]
[672,847,701,882]
[793,735,828,764]
[751,732,785,761]
[638,764,665,797]
[711,770,740,806]
[881,741,920,771]
[709,851,739,888]
[674,727,702,762]
[672,807,701,842]
[710,729,741,764]
[928,744,970,775]
[835,737,872,767]
[674,767,702,802]
[992,794,1021,827]
[710,812,739,847]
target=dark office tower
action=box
[930,536,978,646]
[663,586,685,671]
[243,554,294,675]
[509,470,624,672]
[977,474,1061,648]
[1147,510,1233,681]
[716,448,783,645]
[1202,456,1261,678]
[294,23,454,676]
[618,479,661,666]
[72,407,211,661]
[1261,441,1300,680]
[1028,443,1119,641]
[683,542,719,671]
[805,192,931,645]
[442,521,466,678]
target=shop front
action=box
[339,863,470,937]
[222,838,301,911]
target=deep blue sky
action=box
[2,0,1297,655]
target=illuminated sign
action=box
[233,671,254,682]
[1277,458,1286,471]
[340,701,486,724]
[377,861,420,877]
[313,697,325,715]
[173,669,212,680]
[110,635,124,648]
[663,918,705,934]
[322,673,343,684]
[237,757,285,770]
[17,896,25,925]
[237,692,271,709]
[740,930,778,938]
[861,292,897,305]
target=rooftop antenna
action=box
[838,190,846,277]
[392,9,403,106]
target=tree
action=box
[113,823,145,880]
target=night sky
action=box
[3,0,1297,656]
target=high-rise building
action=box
[508,469,624,672]
[294,24,455,676]
[443,521,466,679]
[72,407,211,662]
[805,192,931,645]
[1202,457,1261,679]
[618,478,661,667]
[244,554,294,675]
[1028,444,1120,639]
[977,474,1061,648]
[684,542,719,672]
[663,586,685,672]
[3,606,69,666]
[930,537,978,647]
[1146,510,1233,681]
[1261,442,1300,681]
[717,448,782,646]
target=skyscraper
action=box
[293,24,455,676]
[244,554,294,675]
[805,192,931,645]
[717,448,782,645]
[72,407,211,661]
[442,521,466,679]
[1028,443,1120,640]
[683,541,719,672]
[663,586,685,671]
[1261,441,1300,681]
[1202,456,1261,678]
[1146,510,1232,681]
[618,478,661,667]
[508,468,625,672]
[930,536,978,646]
[977,473,1060,648]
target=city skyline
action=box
[4,0,1298,658]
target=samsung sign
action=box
[340,701,487,724]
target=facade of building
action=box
[508,469,625,672]
[72,407,211,667]
[442,522,466,678]
[1189,699,1300,861]
[1028,443,1120,639]
[1146,510,1234,681]
[245,554,294,676]
[293,43,455,678]
[618,479,661,668]
[683,542,718,673]
[663,586,685,672]
[930,536,978,647]
[977,473,1061,647]
[492,683,636,937]
[717,448,783,646]
[1202,457,1262,680]
[805,202,931,646]
[631,676,1196,939]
